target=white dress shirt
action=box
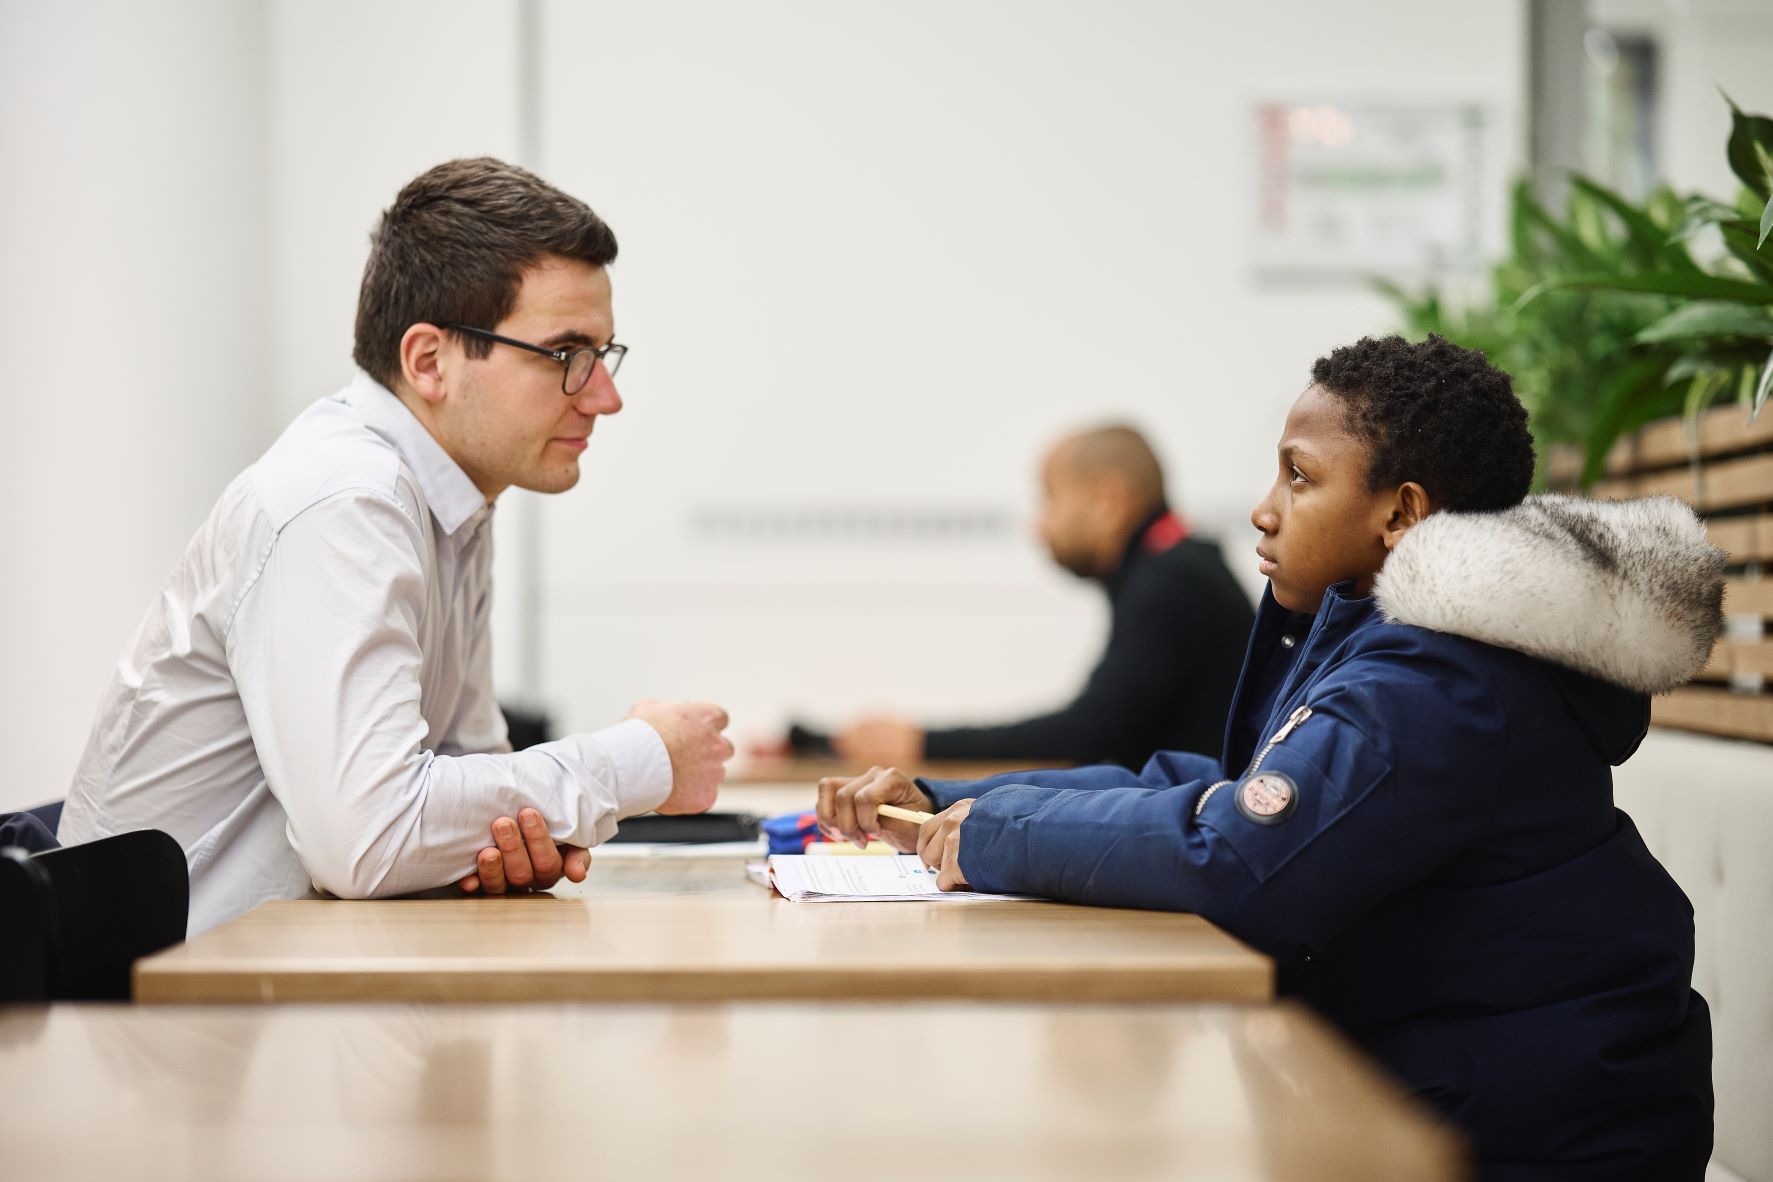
[59,371,672,934]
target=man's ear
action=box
[1095,474,1137,530]
[1382,482,1433,551]
[398,323,450,405]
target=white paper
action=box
[765,854,1037,903]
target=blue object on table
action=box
[762,811,821,855]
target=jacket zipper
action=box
[1195,705,1313,817]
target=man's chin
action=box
[514,464,582,495]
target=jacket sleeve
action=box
[921,567,1225,763]
[955,628,1509,959]
[920,749,1224,810]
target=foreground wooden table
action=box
[0,1001,1465,1181]
[135,852,1270,1003]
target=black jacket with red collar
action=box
[920,506,1254,767]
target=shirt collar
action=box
[1106,505,1183,595]
[342,370,489,537]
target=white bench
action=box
[1614,728,1773,1182]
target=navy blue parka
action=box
[923,498,1718,1181]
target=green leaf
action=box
[1633,301,1773,345]
[1516,270,1773,310]
[1719,223,1773,285]
[1579,356,1669,486]
[1567,185,1622,260]
[1668,196,1743,245]
[1683,369,1731,447]
[1760,191,1773,248]
[1754,349,1773,423]
[1665,356,1714,384]
[1508,179,1536,262]
[1724,92,1773,199]
[1646,187,1687,233]
[1520,187,1608,270]
[1569,175,1697,271]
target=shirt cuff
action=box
[592,717,674,818]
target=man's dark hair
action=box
[1311,333,1534,512]
[352,157,618,388]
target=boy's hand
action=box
[456,808,591,895]
[816,766,936,850]
[916,799,975,891]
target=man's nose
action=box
[573,359,622,416]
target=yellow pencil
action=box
[875,803,935,825]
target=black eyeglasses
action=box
[442,324,627,394]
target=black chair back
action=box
[0,848,52,1001]
[20,830,189,1000]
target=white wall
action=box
[261,0,525,429]
[526,0,1529,741]
[0,1,1530,812]
[1588,0,1773,199]
[0,0,270,813]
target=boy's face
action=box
[1250,383,1399,613]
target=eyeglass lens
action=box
[564,345,625,394]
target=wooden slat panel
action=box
[1702,640,1773,679]
[1725,579,1773,618]
[1633,453,1773,513]
[1653,687,1773,741]
[1545,444,1583,489]
[1633,403,1773,468]
[1707,514,1773,563]
[1734,641,1773,678]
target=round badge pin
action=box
[1236,772,1298,825]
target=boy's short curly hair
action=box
[1311,334,1534,512]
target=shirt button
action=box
[1280,635,1297,649]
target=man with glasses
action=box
[59,158,733,934]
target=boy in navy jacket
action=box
[818,335,1720,1181]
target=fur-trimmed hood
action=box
[1374,494,1726,695]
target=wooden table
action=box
[0,1001,1466,1181]
[725,754,1067,785]
[135,853,1271,1005]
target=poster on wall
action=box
[1254,100,1490,277]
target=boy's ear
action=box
[1382,482,1433,552]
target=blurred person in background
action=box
[786,424,1254,769]
[58,158,732,933]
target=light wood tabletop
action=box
[724,754,1068,786]
[0,1001,1466,1181]
[135,852,1271,1005]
